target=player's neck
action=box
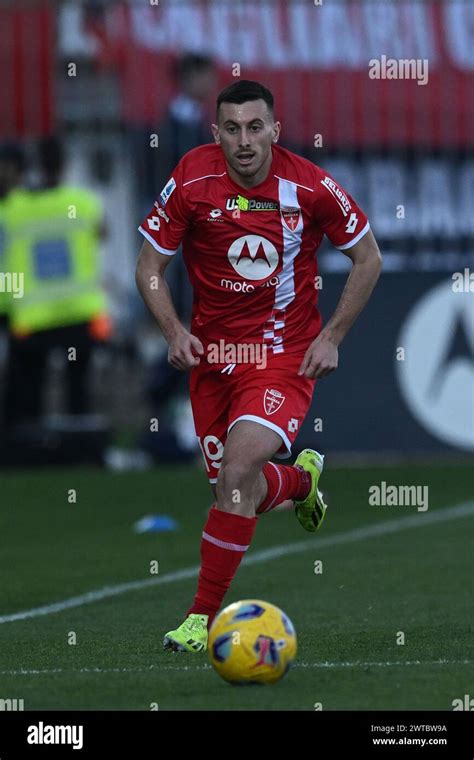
[226,150,273,190]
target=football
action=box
[208,599,297,685]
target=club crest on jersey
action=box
[264,388,286,416]
[281,207,301,232]
[159,177,176,207]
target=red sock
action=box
[256,462,311,514]
[186,505,258,628]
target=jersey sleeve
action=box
[138,161,191,255]
[312,168,370,250]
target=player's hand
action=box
[298,334,338,379]
[168,331,204,371]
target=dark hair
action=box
[38,136,64,176]
[174,52,214,84]
[0,142,26,173]
[216,80,274,118]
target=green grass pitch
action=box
[0,461,472,710]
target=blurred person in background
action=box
[0,143,27,330]
[0,142,29,427]
[134,51,217,321]
[135,53,217,464]
[3,136,112,427]
[134,52,217,219]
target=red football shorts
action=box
[189,353,316,483]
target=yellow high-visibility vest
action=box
[8,186,107,334]
[0,197,8,316]
[0,188,31,317]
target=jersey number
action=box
[199,435,224,472]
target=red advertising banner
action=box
[91,0,474,148]
[0,4,54,139]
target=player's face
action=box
[212,100,280,187]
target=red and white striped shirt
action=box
[139,143,369,355]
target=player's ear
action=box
[211,124,220,144]
[272,121,281,143]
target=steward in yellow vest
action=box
[8,184,108,336]
[3,137,111,427]
[0,143,27,323]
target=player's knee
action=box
[215,464,255,516]
[217,460,261,514]
[218,459,256,493]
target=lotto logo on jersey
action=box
[264,388,286,416]
[227,235,279,281]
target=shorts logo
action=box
[281,207,301,232]
[227,235,279,281]
[159,177,176,207]
[264,388,285,415]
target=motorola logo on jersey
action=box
[227,235,279,281]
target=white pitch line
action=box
[0,660,471,677]
[0,501,473,626]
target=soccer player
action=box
[136,80,382,652]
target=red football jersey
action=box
[139,143,369,356]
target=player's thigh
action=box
[190,367,230,488]
[221,419,282,471]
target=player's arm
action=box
[300,170,382,379]
[299,228,382,378]
[135,167,203,371]
[135,240,203,370]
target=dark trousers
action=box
[3,322,95,427]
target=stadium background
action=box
[0,0,472,712]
